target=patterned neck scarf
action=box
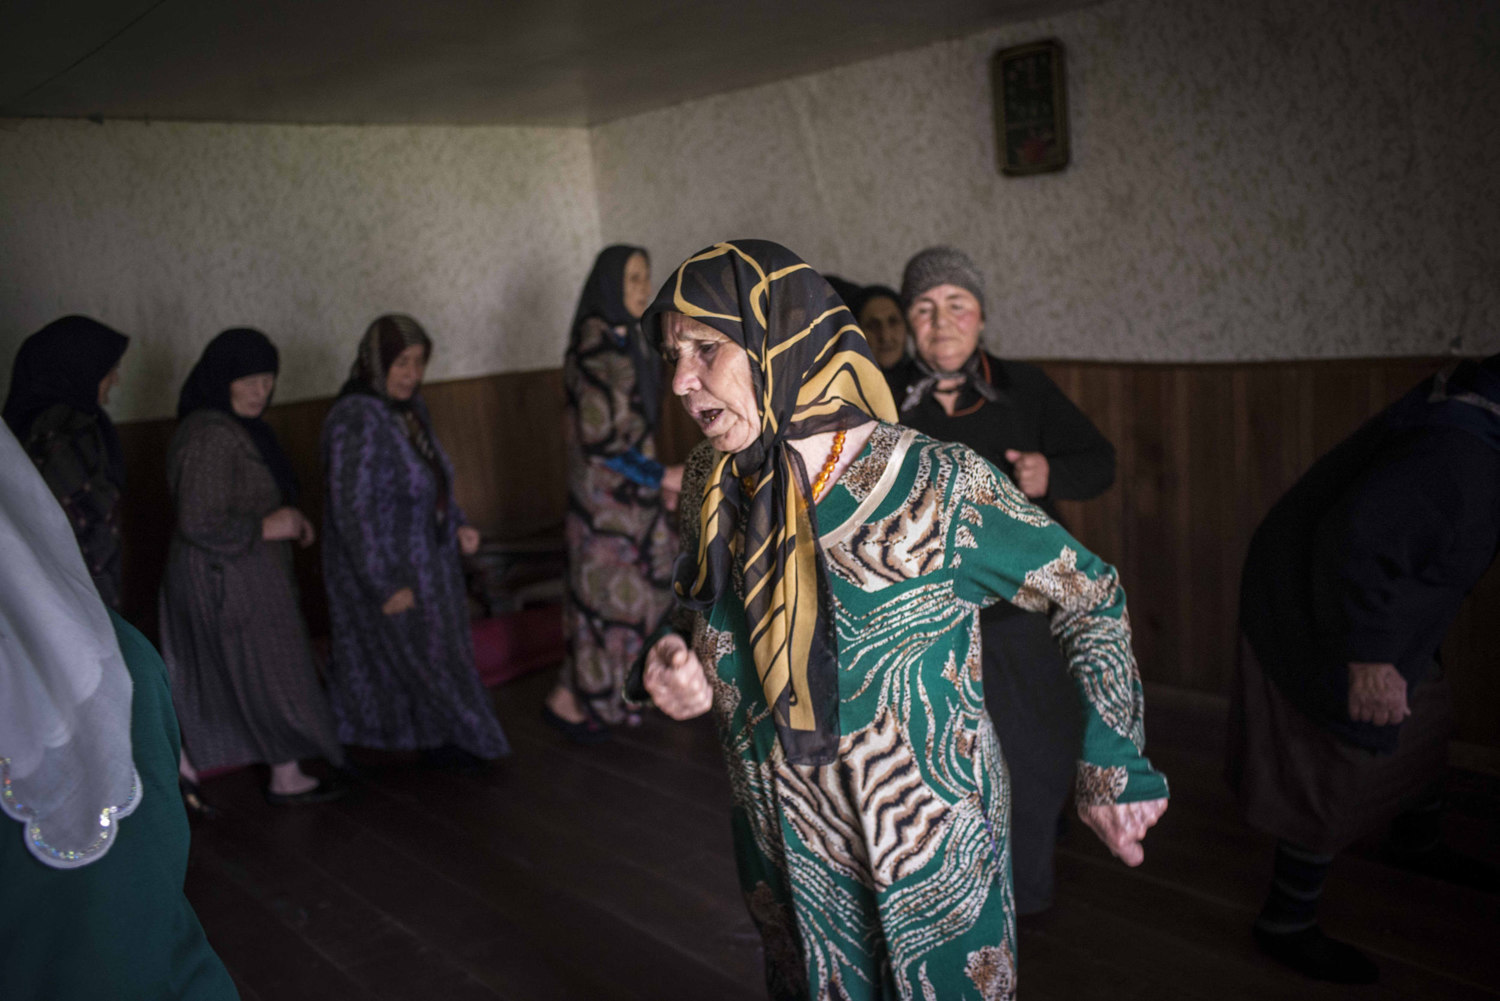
[899,349,1003,413]
[643,240,897,765]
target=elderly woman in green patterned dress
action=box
[632,240,1168,1001]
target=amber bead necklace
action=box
[737,428,849,503]
[809,428,848,501]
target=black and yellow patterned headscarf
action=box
[643,240,897,765]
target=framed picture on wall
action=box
[992,39,1069,175]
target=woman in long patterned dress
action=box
[322,314,509,768]
[3,315,130,609]
[632,241,1169,1000]
[544,245,681,740]
[160,328,345,807]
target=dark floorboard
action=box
[184,673,1500,1000]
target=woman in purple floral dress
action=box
[321,314,509,767]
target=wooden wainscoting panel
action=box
[110,357,1498,749]
[418,368,567,539]
[115,415,177,638]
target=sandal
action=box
[264,779,348,806]
[179,776,219,820]
[541,704,611,744]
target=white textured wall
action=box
[591,0,1500,362]
[0,119,601,421]
[3,0,1497,426]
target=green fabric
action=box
[0,611,239,1001]
[682,424,1167,1000]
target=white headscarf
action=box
[0,423,140,868]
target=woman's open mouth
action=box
[695,408,724,431]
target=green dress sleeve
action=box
[944,444,1168,806]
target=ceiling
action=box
[0,0,1094,127]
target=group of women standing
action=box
[7,238,1165,999]
[4,311,510,812]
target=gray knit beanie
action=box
[899,246,985,315]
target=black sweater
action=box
[1240,362,1500,752]
[886,352,1116,518]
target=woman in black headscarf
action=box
[160,328,345,809]
[850,283,909,370]
[321,315,509,769]
[3,316,130,608]
[544,245,682,741]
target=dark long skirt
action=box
[1226,635,1453,855]
[981,603,1083,916]
[160,410,343,772]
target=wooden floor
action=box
[185,672,1500,1001]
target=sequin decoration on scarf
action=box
[642,240,897,765]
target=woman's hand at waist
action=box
[382,588,416,615]
[262,506,316,547]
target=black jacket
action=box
[1240,361,1500,752]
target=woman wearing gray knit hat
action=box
[886,244,1121,917]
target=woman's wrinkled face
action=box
[623,252,652,320]
[858,295,908,368]
[385,344,427,401]
[97,365,120,406]
[907,283,984,374]
[663,312,759,455]
[229,372,275,419]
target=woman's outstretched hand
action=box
[1079,798,1168,867]
[643,633,712,719]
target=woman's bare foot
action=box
[544,685,589,724]
[268,761,319,796]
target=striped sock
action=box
[1255,841,1332,934]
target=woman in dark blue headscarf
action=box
[160,328,345,810]
[3,315,130,607]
